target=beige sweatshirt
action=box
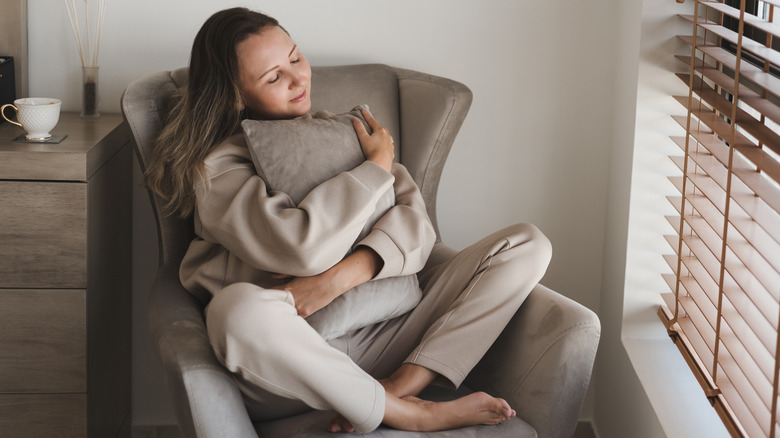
[179,133,436,298]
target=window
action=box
[659,0,780,436]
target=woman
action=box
[146,7,552,434]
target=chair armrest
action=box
[147,265,258,438]
[465,283,600,438]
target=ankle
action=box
[382,364,436,398]
[383,394,432,432]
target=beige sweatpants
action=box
[205,223,552,433]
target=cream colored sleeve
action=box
[356,163,436,280]
[195,160,394,277]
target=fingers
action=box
[363,109,392,140]
[351,116,370,141]
[353,109,391,139]
[352,110,394,172]
[352,115,391,145]
[361,108,382,131]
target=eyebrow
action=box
[259,44,298,80]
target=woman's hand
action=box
[278,247,383,318]
[276,272,345,319]
[353,109,394,173]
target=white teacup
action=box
[1,98,62,140]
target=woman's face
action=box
[236,26,312,120]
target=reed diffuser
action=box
[65,0,106,118]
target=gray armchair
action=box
[121,64,600,438]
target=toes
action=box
[494,397,515,419]
[328,414,355,433]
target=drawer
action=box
[0,393,86,437]
[0,289,86,393]
[0,181,87,288]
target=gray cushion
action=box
[241,106,420,340]
[243,105,378,205]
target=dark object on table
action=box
[0,57,16,124]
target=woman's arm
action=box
[351,111,437,279]
[278,246,383,317]
[357,163,436,279]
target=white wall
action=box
[28,0,626,430]
[590,0,673,435]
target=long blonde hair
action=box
[144,8,282,217]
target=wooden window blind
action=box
[659,0,780,436]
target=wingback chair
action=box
[121,64,600,438]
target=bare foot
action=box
[328,391,514,433]
[383,391,516,432]
[329,364,512,433]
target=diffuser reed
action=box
[65,0,106,117]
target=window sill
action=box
[621,309,730,438]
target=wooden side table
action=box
[0,113,132,437]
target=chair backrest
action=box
[121,64,472,271]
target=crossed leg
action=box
[329,223,551,432]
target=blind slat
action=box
[673,78,780,153]
[665,209,779,334]
[679,13,717,25]
[665,297,772,437]
[667,195,780,327]
[671,208,780,363]
[679,228,730,294]
[675,98,780,165]
[720,322,774,416]
[669,174,780,303]
[701,0,780,41]
[661,301,755,437]
[669,135,780,232]
[669,237,724,314]
[670,119,780,215]
[698,22,780,69]
[717,357,774,438]
[669,150,780,272]
[733,143,780,186]
[664,293,773,436]
[673,56,780,129]
[683,40,780,101]
[664,265,778,374]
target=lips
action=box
[290,89,307,103]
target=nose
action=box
[289,67,310,90]
[289,70,304,89]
